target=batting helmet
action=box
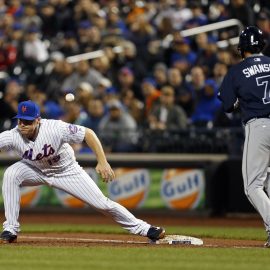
[237,26,266,58]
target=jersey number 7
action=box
[256,75,270,104]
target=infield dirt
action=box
[0,212,265,248]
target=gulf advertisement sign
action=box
[20,186,42,207]
[108,168,150,209]
[161,169,205,209]
[55,168,98,208]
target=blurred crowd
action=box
[0,0,269,153]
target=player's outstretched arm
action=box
[84,128,115,182]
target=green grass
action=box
[21,224,267,241]
[0,224,268,270]
[0,246,269,270]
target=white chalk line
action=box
[20,235,149,245]
[19,236,264,248]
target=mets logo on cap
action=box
[21,106,27,113]
[108,168,150,209]
[161,169,205,209]
[14,100,40,120]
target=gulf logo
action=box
[54,168,97,208]
[161,169,205,209]
[108,168,150,209]
[20,186,42,207]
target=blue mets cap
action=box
[13,100,40,120]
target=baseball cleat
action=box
[0,230,17,243]
[264,236,270,248]
[147,226,166,241]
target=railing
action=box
[66,19,244,63]
[66,46,123,64]
[97,127,244,155]
[163,18,243,48]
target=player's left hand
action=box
[96,162,115,183]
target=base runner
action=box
[218,26,270,247]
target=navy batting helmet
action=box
[237,26,266,58]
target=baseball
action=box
[65,93,75,102]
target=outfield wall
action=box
[0,154,255,214]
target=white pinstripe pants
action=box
[2,161,151,236]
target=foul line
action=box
[20,235,149,245]
[19,236,263,249]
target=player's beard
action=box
[20,124,40,140]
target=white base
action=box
[152,234,203,246]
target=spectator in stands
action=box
[106,6,129,37]
[6,0,23,17]
[121,89,144,125]
[0,31,17,72]
[229,0,254,27]
[8,22,24,60]
[184,2,208,29]
[75,82,94,111]
[173,0,194,30]
[77,22,102,52]
[195,34,218,76]
[169,36,197,75]
[115,40,147,83]
[61,60,103,93]
[145,39,165,71]
[153,63,168,90]
[208,0,229,23]
[91,10,107,35]
[58,31,80,57]
[61,99,87,125]
[23,26,49,63]
[95,77,112,99]
[148,85,188,130]
[116,66,141,100]
[129,13,156,62]
[187,66,221,127]
[156,0,192,31]
[256,11,270,56]
[0,0,6,16]
[156,16,174,39]
[73,0,94,22]
[50,0,73,33]
[217,48,233,67]
[91,55,112,79]
[167,67,193,116]
[81,98,105,133]
[102,86,119,105]
[39,3,58,39]
[141,77,161,118]
[98,99,138,152]
[42,57,73,101]
[21,4,42,29]
[212,62,228,87]
[0,79,23,130]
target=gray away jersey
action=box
[0,119,86,175]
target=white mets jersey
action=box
[0,119,86,175]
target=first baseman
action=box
[218,26,270,247]
[0,100,165,243]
